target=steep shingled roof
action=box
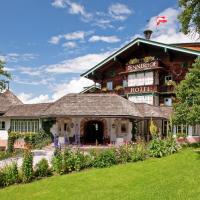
[0,90,23,113]
[42,93,143,118]
[4,103,52,117]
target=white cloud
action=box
[89,35,120,43]
[52,0,92,21]
[49,31,91,45]
[0,53,37,63]
[62,41,77,49]
[146,7,200,43]
[52,77,93,100]
[51,0,67,8]
[48,35,62,44]
[18,92,51,104]
[51,1,132,29]
[45,51,112,74]
[108,3,132,21]
[19,66,41,76]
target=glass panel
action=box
[107,81,113,90]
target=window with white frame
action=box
[128,94,154,105]
[144,72,154,85]
[106,81,113,90]
[0,121,5,130]
[192,125,200,136]
[10,119,39,133]
[175,125,188,135]
[123,80,128,88]
[128,72,154,87]
[164,97,172,106]
[165,75,172,83]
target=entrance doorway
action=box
[84,121,104,144]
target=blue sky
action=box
[0,0,199,103]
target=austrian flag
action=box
[156,16,167,25]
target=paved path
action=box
[0,150,54,169]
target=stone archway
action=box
[80,118,108,138]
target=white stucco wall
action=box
[51,117,133,144]
[0,118,10,140]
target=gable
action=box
[81,38,200,78]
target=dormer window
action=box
[107,81,113,90]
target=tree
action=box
[178,0,200,36]
[173,58,200,125]
[0,60,11,91]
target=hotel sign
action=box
[125,85,158,94]
[126,60,159,73]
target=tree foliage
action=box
[173,58,200,125]
[178,0,200,36]
[0,60,11,91]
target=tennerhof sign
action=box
[126,60,159,73]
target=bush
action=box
[0,170,6,188]
[21,149,33,183]
[131,142,147,162]
[0,151,12,161]
[149,137,180,158]
[164,137,180,155]
[3,162,19,186]
[115,145,132,164]
[63,149,86,173]
[93,149,117,168]
[52,148,63,174]
[149,137,166,158]
[35,158,51,178]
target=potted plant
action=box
[101,87,107,92]
[114,85,123,91]
[128,58,139,65]
[143,56,155,63]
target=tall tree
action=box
[173,58,200,125]
[178,0,200,36]
[0,60,11,91]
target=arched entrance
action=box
[84,120,104,144]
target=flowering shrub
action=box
[52,148,63,174]
[149,137,180,158]
[35,158,52,178]
[93,149,117,168]
[22,149,33,183]
[3,162,19,186]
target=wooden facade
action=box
[82,38,200,106]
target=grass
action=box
[0,148,200,200]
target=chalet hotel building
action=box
[81,31,200,107]
[0,31,200,149]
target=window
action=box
[107,81,113,90]
[164,98,172,106]
[144,72,153,85]
[10,119,39,133]
[121,123,127,133]
[123,80,128,88]
[0,121,5,130]
[128,94,154,105]
[165,75,172,83]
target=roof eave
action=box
[81,37,200,77]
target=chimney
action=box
[143,29,153,40]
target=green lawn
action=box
[0,148,200,200]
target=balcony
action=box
[159,85,175,93]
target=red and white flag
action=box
[156,16,167,25]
